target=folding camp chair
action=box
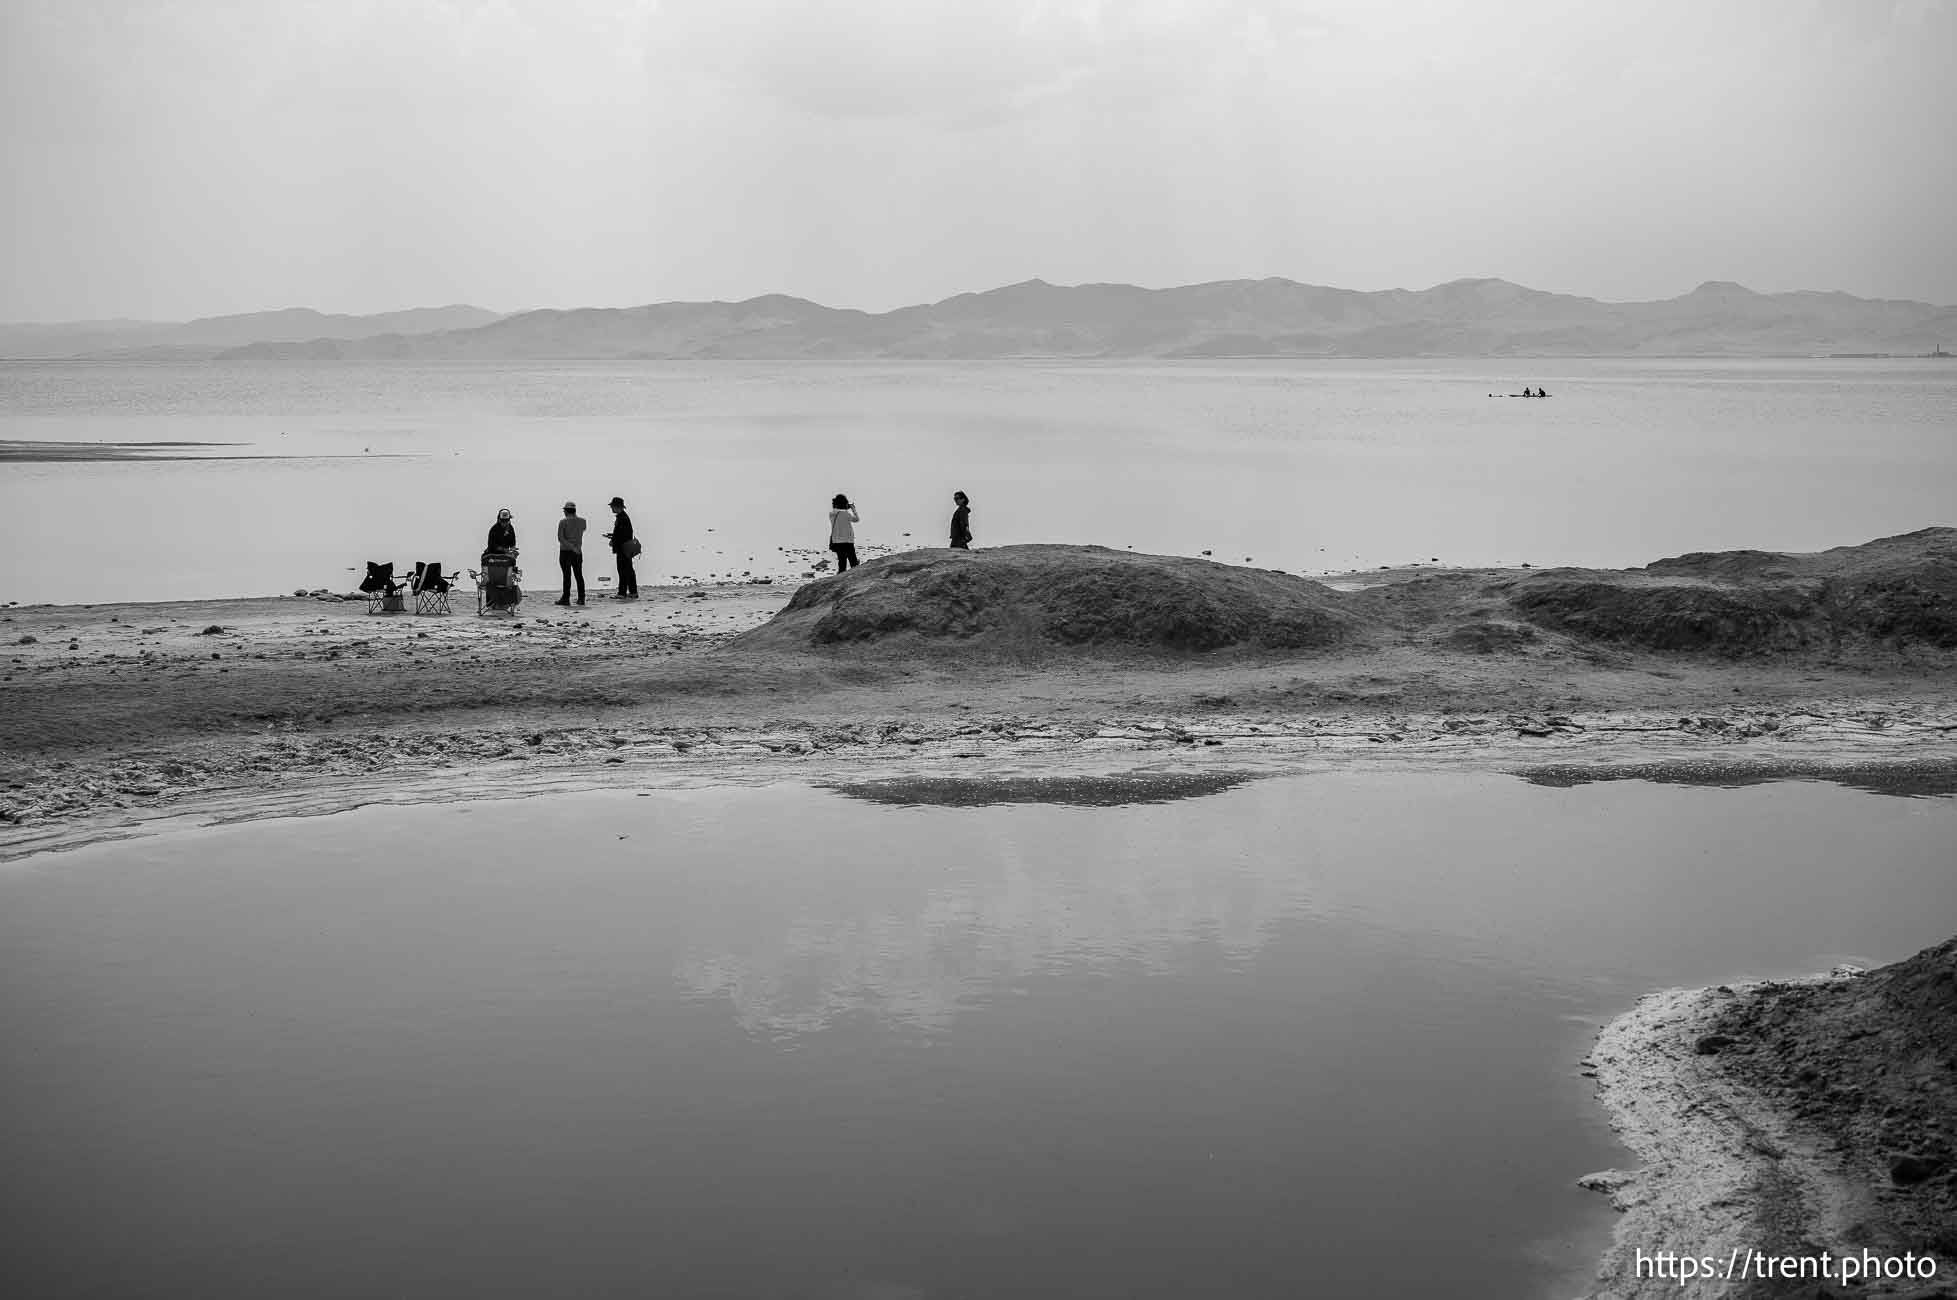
[473,551,522,616]
[412,561,453,615]
[360,561,408,614]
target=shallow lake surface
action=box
[3,773,1953,1299]
[2,358,1953,604]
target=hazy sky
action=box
[4,0,1954,320]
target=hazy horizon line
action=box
[10,273,1954,330]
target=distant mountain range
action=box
[6,280,1955,361]
[0,305,503,361]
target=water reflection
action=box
[676,791,1301,1041]
[3,777,1952,1300]
[1518,760,1957,800]
[677,772,1957,1047]
[827,770,1257,808]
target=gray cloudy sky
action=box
[3,0,1953,320]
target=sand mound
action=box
[1505,527,1957,654]
[732,545,1368,655]
[1505,575,1832,653]
[731,532,1957,662]
[1437,618,1542,654]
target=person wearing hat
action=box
[555,502,587,606]
[603,496,638,599]
[485,507,517,556]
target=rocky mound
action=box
[1502,527,1957,655]
[732,545,1369,655]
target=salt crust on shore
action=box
[1579,974,1940,1300]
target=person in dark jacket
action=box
[949,491,972,550]
[604,496,638,598]
[486,508,517,555]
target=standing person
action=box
[604,496,638,599]
[486,508,517,555]
[555,501,587,606]
[949,491,972,550]
[828,494,860,573]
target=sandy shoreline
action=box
[5,575,1955,860]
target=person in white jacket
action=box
[828,494,861,572]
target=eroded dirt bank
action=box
[1581,943,1957,1300]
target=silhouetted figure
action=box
[605,496,638,598]
[555,501,587,605]
[829,494,860,572]
[485,508,517,554]
[949,491,972,550]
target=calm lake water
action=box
[3,773,1953,1299]
[2,358,1953,605]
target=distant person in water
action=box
[555,501,587,606]
[486,508,517,554]
[828,494,860,572]
[604,496,638,599]
[949,491,972,550]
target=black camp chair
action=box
[360,561,407,614]
[412,561,453,615]
[472,551,522,616]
